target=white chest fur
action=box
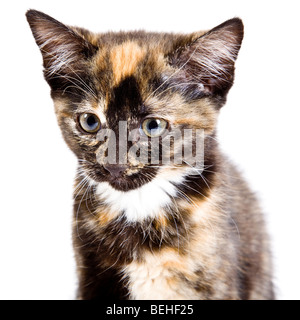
[96,168,188,222]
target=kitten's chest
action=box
[123,250,200,300]
[85,176,232,299]
[78,178,237,299]
[93,182,203,299]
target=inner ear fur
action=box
[169,18,244,98]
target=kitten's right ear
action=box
[26,10,97,78]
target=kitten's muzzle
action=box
[103,164,127,178]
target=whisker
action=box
[147,81,205,103]
[40,47,98,100]
[74,175,90,199]
[74,167,96,240]
[168,192,190,248]
[183,160,212,191]
[75,178,90,241]
[50,73,97,100]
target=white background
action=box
[1,0,299,300]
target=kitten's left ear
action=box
[26,10,97,79]
[169,18,244,100]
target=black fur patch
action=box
[106,76,143,126]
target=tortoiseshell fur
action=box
[26,10,274,299]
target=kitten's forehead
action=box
[110,41,147,87]
[90,39,166,125]
[92,35,171,104]
[91,39,149,120]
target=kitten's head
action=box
[26,10,243,192]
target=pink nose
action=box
[103,164,127,178]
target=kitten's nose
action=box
[103,164,127,178]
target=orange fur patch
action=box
[95,208,118,226]
[154,213,169,230]
[110,41,146,86]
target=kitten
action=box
[26,9,274,300]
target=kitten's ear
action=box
[26,10,97,78]
[169,18,244,99]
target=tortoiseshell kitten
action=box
[26,10,274,300]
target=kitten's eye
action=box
[78,113,101,133]
[141,118,168,137]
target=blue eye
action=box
[141,118,168,137]
[79,113,101,133]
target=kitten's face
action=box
[26,10,243,191]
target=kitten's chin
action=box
[107,170,158,191]
[107,179,140,191]
[92,170,158,192]
[81,163,158,191]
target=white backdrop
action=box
[1,0,299,299]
